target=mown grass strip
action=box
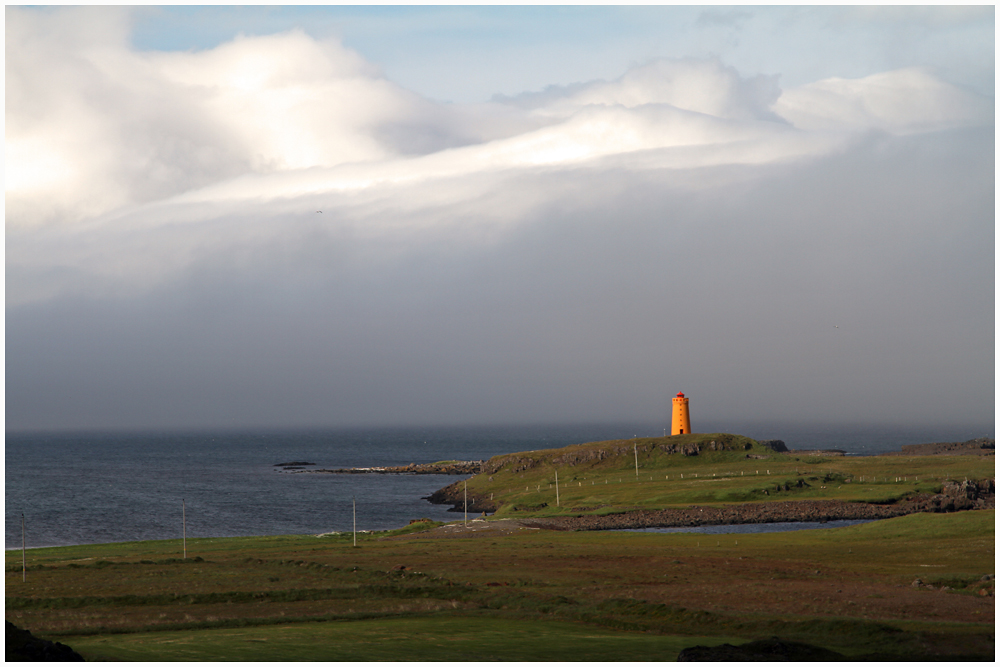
[6,584,475,610]
[41,609,445,638]
[64,616,749,662]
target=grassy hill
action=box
[432,433,994,516]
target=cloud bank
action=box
[6,9,994,431]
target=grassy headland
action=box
[433,433,993,516]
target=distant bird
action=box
[834,325,839,328]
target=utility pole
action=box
[464,480,468,527]
[22,513,26,583]
[555,470,560,507]
[353,497,357,547]
[182,499,187,559]
[634,441,639,480]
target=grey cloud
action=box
[6,128,993,430]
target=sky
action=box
[5,5,995,432]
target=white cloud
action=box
[5,12,538,228]
[773,67,994,133]
[8,12,992,235]
[501,58,784,122]
[7,21,993,308]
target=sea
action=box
[5,421,992,550]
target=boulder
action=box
[6,621,83,662]
[759,440,788,452]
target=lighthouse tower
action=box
[671,392,691,435]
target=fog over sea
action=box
[6,422,992,550]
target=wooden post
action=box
[634,442,639,479]
[555,470,560,507]
[353,497,357,547]
[22,513,26,583]
[464,480,468,527]
[182,499,187,559]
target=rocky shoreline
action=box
[426,478,994,529]
[518,481,995,531]
[281,461,484,475]
[886,437,995,456]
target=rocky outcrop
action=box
[891,438,994,456]
[484,455,543,475]
[515,500,922,531]
[424,482,498,513]
[6,621,83,661]
[657,437,751,456]
[659,442,703,456]
[758,440,788,452]
[916,479,995,512]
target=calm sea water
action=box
[5,422,991,549]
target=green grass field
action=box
[6,508,994,661]
[64,617,746,662]
[458,434,993,515]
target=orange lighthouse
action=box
[671,392,691,435]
